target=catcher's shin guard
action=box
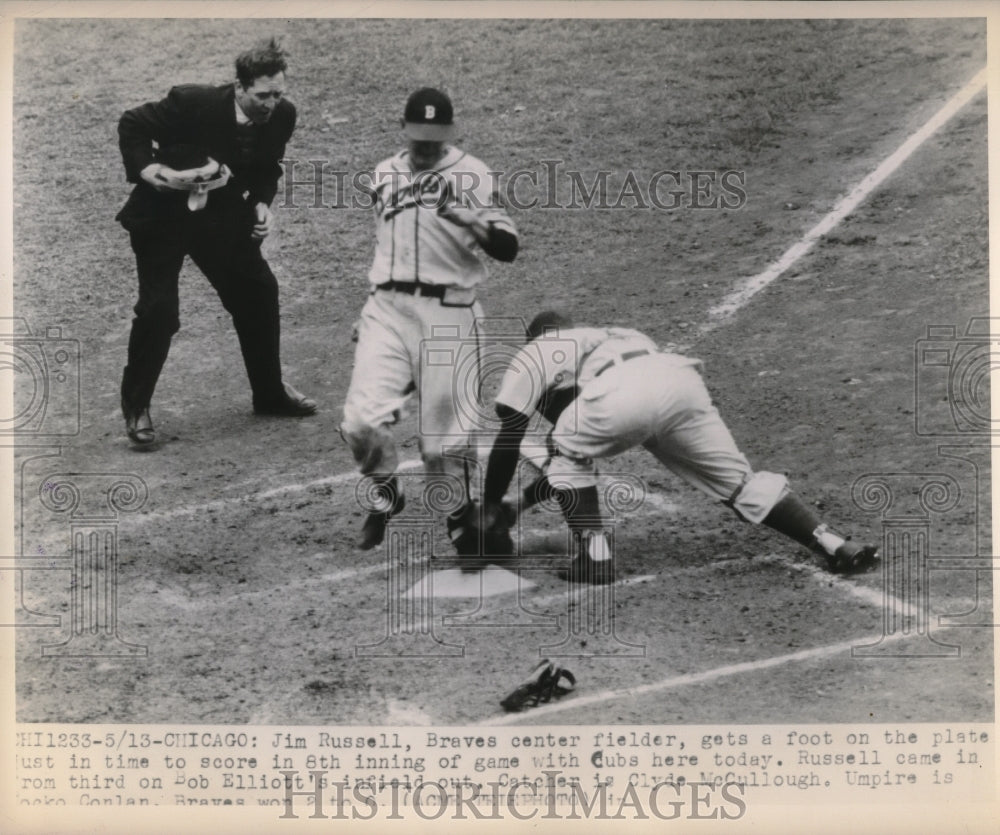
[762,493,878,575]
[358,476,405,551]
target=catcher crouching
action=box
[480,310,879,584]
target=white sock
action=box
[814,525,846,556]
[584,530,612,562]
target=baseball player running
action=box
[480,310,879,583]
[341,88,518,552]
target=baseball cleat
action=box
[500,659,576,712]
[826,541,879,575]
[358,493,405,551]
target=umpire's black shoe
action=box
[253,383,317,417]
[359,490,405,551]
[125,407,155,446]
[562,556,615,585]
[826,542,879,575]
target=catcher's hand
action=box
[479,501,516,560]
[482,500,518,531]
[500,659,576,712]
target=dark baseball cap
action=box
[403,88,454,141]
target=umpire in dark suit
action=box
[116,38,315,446]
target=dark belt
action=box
[375,280,447,300]
[594,349,651,378]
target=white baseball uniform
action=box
[342,145,518,497]
[494,326,788,523]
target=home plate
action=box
[411,568,533,599]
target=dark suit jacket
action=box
[116,83,295,230]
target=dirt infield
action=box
[11,18,991,726]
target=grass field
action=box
[9,15,992,734]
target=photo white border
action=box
[0,1,996,833]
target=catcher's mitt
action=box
[500,659,576,712]
[450,501,516,564]
[483,501,516,560]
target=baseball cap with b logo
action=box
[403,88,455,141]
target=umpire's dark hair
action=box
[527,310,574,341]
[235,38,288,88]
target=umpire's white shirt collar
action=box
[234,97,252,126]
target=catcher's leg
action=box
[542,450,614,584]
[341,296,415,550]
[757,491,879,574]
[536,379,652,583]
[644,369,877,574]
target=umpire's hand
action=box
[139,163,173,193]
[252,203,275,240]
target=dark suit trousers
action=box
[121,214,284,413]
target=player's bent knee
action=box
[728,471,789,524]
[418,438,474,471]
[339,417,398,475]
[544,453,598,491]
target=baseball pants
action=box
[341,289,485,506]
[121,218,285,412]
[548,353,788,523]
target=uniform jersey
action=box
[368,146,517,288]
[495,326,692,418]
[493,325,784,523]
